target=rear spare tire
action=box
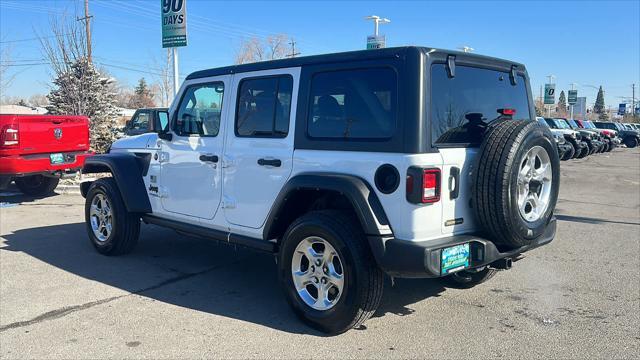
[473,120,559,249]
[14,175,59,196]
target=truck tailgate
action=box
[4,115,90,155]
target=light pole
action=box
[365,15,390,36]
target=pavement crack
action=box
[0,259,243,333]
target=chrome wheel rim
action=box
[291,236,344,311]
[89,194,113,242]
[517,146,552,222]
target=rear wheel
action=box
[278,210,384,335]
[14,175,59,196]
[441,267,497,289]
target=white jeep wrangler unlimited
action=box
[81,47,559,334]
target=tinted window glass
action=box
[131,111,149,130]
[158,111,169,131]
[236,76,293,137]
[175,82,224,137]
[308,68,397,139]
[431,64,530,146]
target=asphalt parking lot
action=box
[1,148,639,359]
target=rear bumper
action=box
[369,217,556,278]
[0,151,92,177]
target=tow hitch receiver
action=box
[491,257,513,270]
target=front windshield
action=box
[614,123,625,131]
[566,119,579,129]
[553,119,569,129]
[583,121,595,129]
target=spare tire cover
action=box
[473,120,560,249]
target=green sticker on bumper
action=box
[441,243,470,274]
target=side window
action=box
[307,68,397,139]
[175,82,224,137]
[131,111,150,130]
[157,111,169,131]
[430,64,530,146]
[235,76,293,138]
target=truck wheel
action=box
[561,145,575,160]
[278,210,384,335]
[624,137,638,148]
[441,267,497,289]
[473,120,560,250]
[84,178,140,255]
[14,175,59,196]
[577,142,589,158]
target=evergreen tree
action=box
[594,86,605,114]
[558,90,567,114]
[17,99,27,107]
[47,58,119,153]
[128,78,156,108]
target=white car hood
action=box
[110,133,159,150]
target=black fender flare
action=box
[81,153,152,213]
[263,173,392,241]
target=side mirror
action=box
[158,130,173,141]
[125,120,132,128]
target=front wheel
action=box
[278,210,384,335]
[624,137,638,148]
[14,175,59,196]
[85,178,140,255]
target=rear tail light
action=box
[1,124,19,147]
[406,167,441,204]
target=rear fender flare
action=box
[263,173,392,241]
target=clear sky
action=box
[1,0,639,109]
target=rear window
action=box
[307,68,397,139]
[430,64,530,146]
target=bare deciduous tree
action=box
[234,34,292,65]
[0,44,17,99]
[38,15,87,77]
[152,50,172,107]
[28,94,49,107]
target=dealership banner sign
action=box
[161,0,187,48]
[544,84,556,105]
[568,90,578,105]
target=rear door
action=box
[222,68,299,229]
[430,63,532,235]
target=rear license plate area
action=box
[50,153,64,164]
[441,243,470,274]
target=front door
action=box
[222,68,299,229]
[159,76,230,219]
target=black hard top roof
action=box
[186,46,525,80]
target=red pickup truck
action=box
[0,114,92,196]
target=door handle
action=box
[199,154,219,163]
[257,158,282,167]
[449,166,460,200]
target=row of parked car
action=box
[538,117,640,160]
